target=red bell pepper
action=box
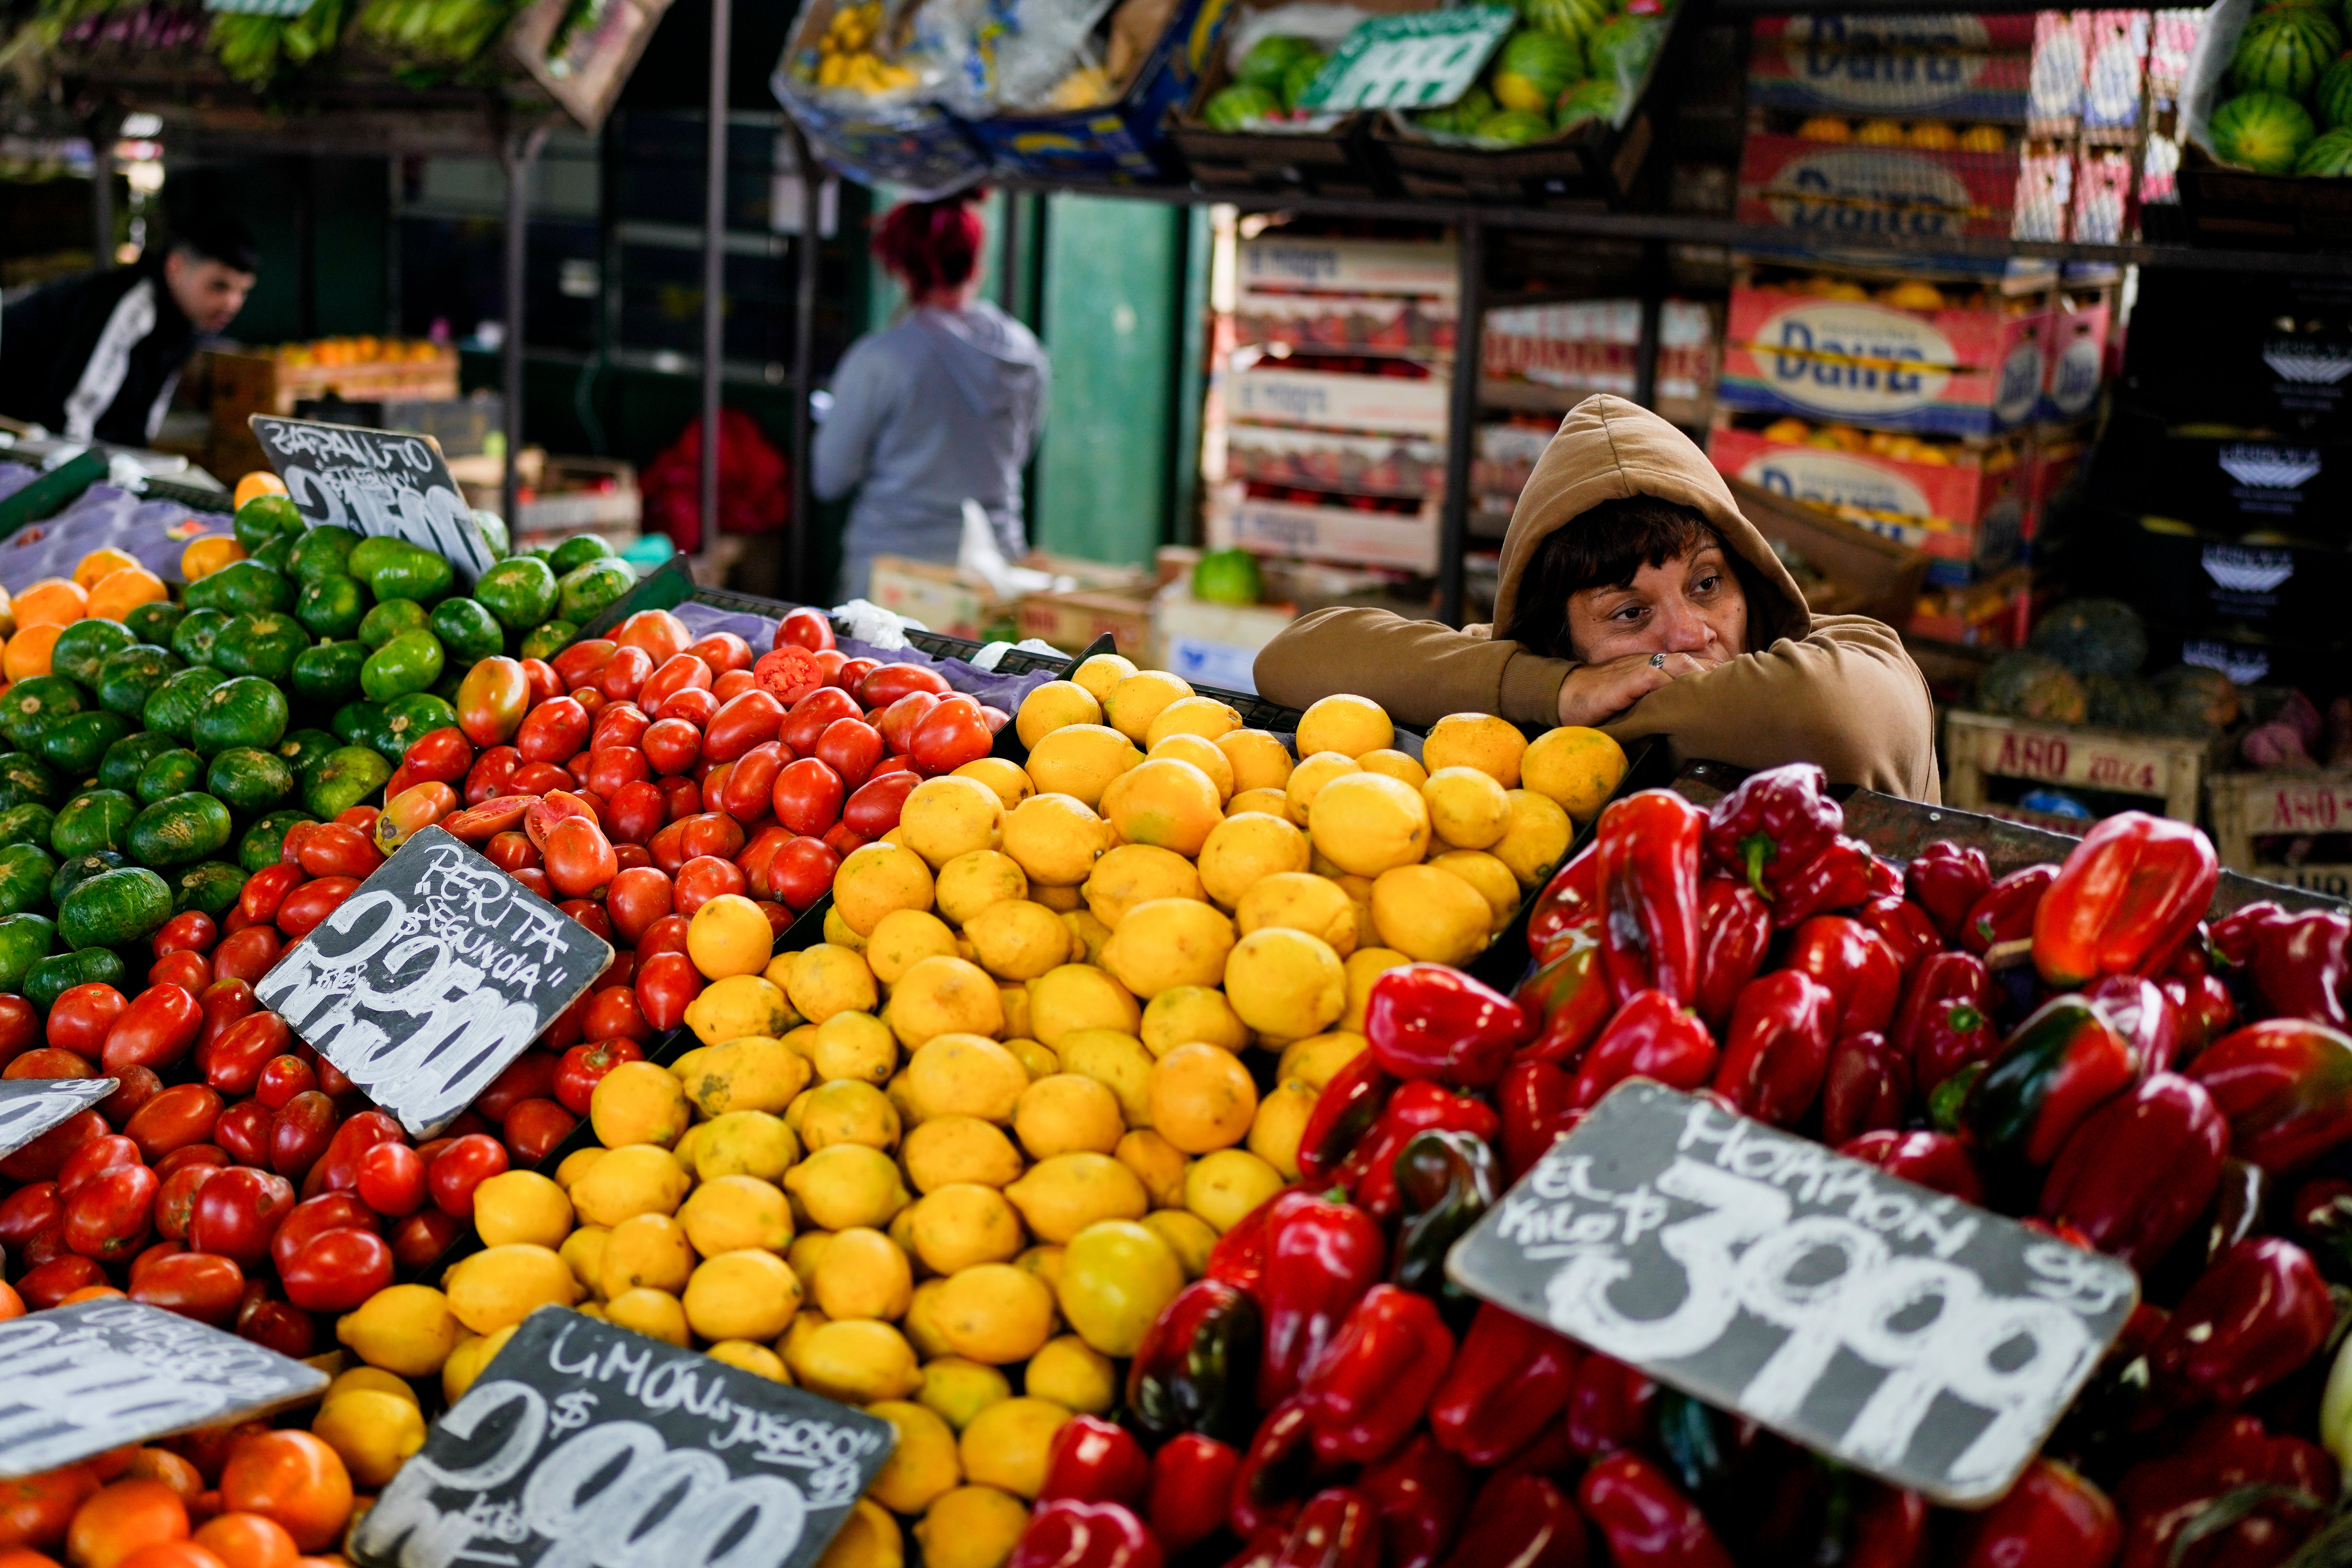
[1566,989,1718,1112]
[2183,1016,2352,1173]
[1859,895,1941,978]
[1259,1192,1386,1406]
[1146,1434,1240,1558]
[1784,915,1904,1036]
[1128,1278,1261,1445]
[1364,964,1531,1089]
[2033,811,2219,990]
[1358,1433,1469,1568]
[1010,1500,1164,1568]
[2147,1237,2332,1409]
[1710,969,1834,1128]
[1564,1352,1655,1456]
[1893,950,1996,1093]
[1576,1451,1734,1568]
[1296,1052,1391,1188]
[1223,1525,1292,1568]
[1229,1396,1334,1539]
[2213,903,2352,1032]
[1837,1129,1986,1204]
[1596,789,1706,1006]
[1821,1031,1912,1147]
[1039,1415,1150,1508]
[1964,993,2139,1168]
[1692,876,1771,1035]
[1770,835,1880,929]
[1702,761,1842,903]
[1498,1058,1578,1180]
[1300,1284,1454,1464]
[1426,1302,1577,1466]
[1435,1474,1585,1568]
[1207,1191,1283,1293]
[1867,854,1904,899]
[1347,1082,1501,1223]
[1961,864,2059,956]
[1958,1459,2118,1568]
[1907,838,1992,944]
[1390,1130,1497,1312]
[2162,970,2238,1062]
[1273,1487,1382,1568]
[2114,1412,2337,1568]
[2039,1072,2227,1271]
[1844,1485,1929,1568]
[2084,974,2181,1080]
[1525,842,1601,965]
[1514,928,1612,1069]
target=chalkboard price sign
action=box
[248,414,496,587]
[0,1077,116,1159]
[1447,1083,2138,1506]
[0,1300,327,1478]
[351,1308,895,1568]
[256,826,612,1136]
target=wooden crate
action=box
[2206,769,2352,901]
[210,348,460,430]
[1943,708,2220,824]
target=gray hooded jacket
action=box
[813,300,1049,599]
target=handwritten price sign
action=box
[248,414,496,587]
[1447,1083,2137,1505]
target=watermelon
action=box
[1491,29,1583,111]
[1586,14,1663,81]
[2212,90,2318,172]
[1279,49,1328,111]
[2231,8,2339,95]
[1235,35,1318,90]
[2028,597,2147,677]
[1414,84,1496,134]
[2297,123,2352,171]
[1477,107,1557,144]
[1554,76,1624,128]
[2319,54,2352,126]
[1977,652,2088,724]
[1522,0,1606,42]
[1203,83,1281,129]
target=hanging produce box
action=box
[2123,269,2352,436]
[2177,0,2352,245]
[772,0,989,197]
[2037,283,2111,422]
[957,0,1234,180]
[1224,426,1450,498]
[1743,12,2038,124]
[2102,406,2352,545]
[1205,481,1440,571]
[1734,120,2071,243]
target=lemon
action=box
[336,1284,462,1376]
[936,1263,1056,1365]
[1494,789,1574,886]
[1025,1335,1118,1414]
[590,1061,690,1148]
[471,1171,572,1250]
[868,1401,963,1514]
[569,1143,691,1226]
[1432,849,1520,931]
[901,776,1006,869]
[1283,751,1362,825]
[1058,1220,1185,1356]
[835,842,937,936]
[1294,692,1390,757]
[326,1366,417,1407]
[686,894,773,980]
[1224,925,1345,1039]
[1101,758,1222,857]
[1309,771,1431,876]
[1277,1030,1367,1091]
[1000,793,1111,886]
[919,1357,1013,1431]
[824,906,867,952]
[1522,725,1627,819]
[1357,749,1426,790]
[1016,1244,1066,1296]
[599,1212,694,1298]
[817,1500,901,1568]
[1342,946,1409,1031]
[679,1173,793,1255]
[679,1249,803,1342]
[1025,724,1141,808]
[1014,1074,1124,1159]
[439,1323,516,1403]
[904,1280,954,1359]
[959,1398,1074,1500]
[1149,1043,1258,1154]
[955,757,1033,811]
[1145,694,1241,748]
[554,1147,604,1191]
[787,1233,834,1291]
[800,1080,902,1152]
[1032,881,1084,914]
[679,1036,813,1118]
[1016,680,1104,749]
[1061,908,1110,967]
[1058,1028,1154,1127]
[695,1110,797,1182]
[606,1287,692,1346]
[1371,864,1492,964]
[1100,899,1236,998]
[1143,1208,1219,1278]
[558,1227,609,1298]
[684,972,796,1047]
[1005,1152,1149,1243]
[913,1488,1029,1568]
[865,909,959,985]
[1028,963,1142,1047]
[791,1319,923,1403]
[786,943,879,1023]
[1186,1148,1285,1231]
[902,1116,1024,1192]
[887,955,1006,1048]
[1423,711,1529,787]
[1005,1034,1056,1080]
[1249,1081,1319,1178]
[965,900,1070,981]
[1148,733,1235,800]
[1137,987,1246,1058]
[707,1340,791,1381]
[787,1143,914,1230]
[907,1034,1029,1124]
[811,1227,914,1321]
[1228,787,1291,818]
[1196,811,1310,911]
[1101,669,1194,743]
[1083,845,1203,929]
[1070,652,1137,702]
[447,1244,577,1334]
[1216,729,1291,793]
[1423,766,1512,849]
[909,1184,1026,1273]
[934,850,1027,928]
[815,1011,900,1085]
[1114,1130,1190,1209]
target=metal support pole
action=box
[1437,215,1484,630]
[501,123,548,530]
[700,0,733,559]
[87,108,120,269]
[1632,240,1665,414]
[788,122,820,603]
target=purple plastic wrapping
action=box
[0,484,231,593]
[670,599,1067,713]
[0,465,35,503]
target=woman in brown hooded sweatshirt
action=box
[1254,394,1942,803]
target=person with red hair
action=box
[813,191,1050,600]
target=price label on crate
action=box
[0,1301,327,1478]
[0,1077,115,1160]
[350,1307,895,1568]
[249,413,495,587]
[1447,1082,2138,1506]
[1295,6,1517,112]
[256,826,611,1137]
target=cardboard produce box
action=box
[1726,475,1929,625]
[1018,587,1154,658]
[1742,13,2039,124]
[1227,361,1451,438]
[210,344,460,429]
[1733,129,2071,244]
[1153,583,1296,695]
[1205,482,1440,573]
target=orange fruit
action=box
[59,1285,126,1304]
[116,1459,198,1508]
[4,626,58,681]
[231,472,286,509]
[85,569,165,623]
[82,1454,137,1486]
[188,1515,294,1568]
[179,537,244,582]
[0,1280,27,1320]
[66,1479,189,1568]
[111,1548,223,1568]
[0,1549,64,1568]
[0,1468,100,1552]
[12,580,85,629]
[71,550,139,590]
[216,1436,349,1554]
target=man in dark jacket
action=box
[0,210,258,447]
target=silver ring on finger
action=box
[1650,652,1666,668]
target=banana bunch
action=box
[812,0,916,92]
[210,0,351,87]
[355,0,518,65]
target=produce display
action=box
[2208,2,2352,175]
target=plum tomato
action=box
[636,915,691,962]
[876,690,939,755]
[123,1085,223,1164]
[0,1109,104,1184]
[48,983,128,1056]
[614,609,692,665]
[777,607,836,653]
[281,1227,394,1313]
[660,776,703,822]
[813,718,885,790]
[673,855,748,918]
[427,1134,509,1219]
[355,1141,425,1217]
[146,951,211,995]
[197,979,258,1053]
[858,661,951,708]
[215,1101,271,1168]
[512,866,554,900]
[58,1134,141,1197]
[187,1166,295,1270]
[476,1051,557,1122]
[633,952,704,1033]
[297,824,384,881]
[753,646,825,705]
[238,864,304,926]
[0,1183,61,1252]
[604,780,667,847]
[562,900,614,942]
[614,843,652,873]
[516,696,591,765]
[600,644,654,703]
[458,656,531,747]
[254,1055,317,1111]
[97,1066,162,1129]
[584,746,652,801]
[655,686,722,729]
[638,654,713,713]
[822,822,868,861]
[553,1039,644,1116]
[466,745,524,805]
[402,727,475,785]
[544,816,620,901]
[843,771,920,840]
[391,1208,464,1271]
[153,912,217,958]
[63,1163,158,1261]
[0,994,37,1070]
[678,813,748,863]
[607,867,674,947]
[269,1090,337,1182]
[154,1163,218,1243]
[311,1109,403,1194]
[911,694,994,775]
[4,1047,93,1080]
[200,1010,291,1098]
[583,985,654,1044]
[102,983,205,1077]
[130,1251,246,1326]
[552,638,618,689]
[771,757,847,837]
[704,690,786,765]
[770,837,840,913]
[270,1193,377,1281]
[212,927,283,986]
[487,830,541,872]
[593,702,651,755]
[502,1098,576,1163]
[277,877,360,941]
[781,686,862,755]
[835,656,880,692]
[713,669,756,703]
[687,632,754,674]
[720,741,790,823]
[642,718,703,779]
